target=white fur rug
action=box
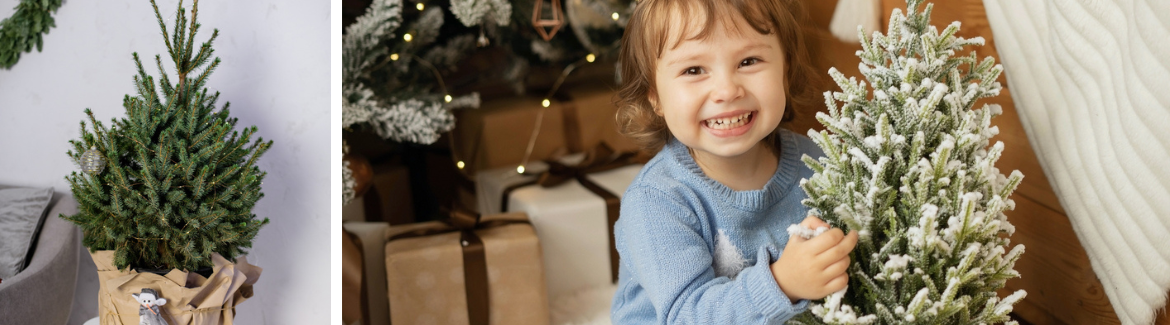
[549,284,617,325]
[983,1,1170,324]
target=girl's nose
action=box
[710,73,745,104]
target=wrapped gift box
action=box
[385,212,549,325]
[556,85,640,155]
[476,155,643,300]
[454,85,638,174]
[341,229,365,325]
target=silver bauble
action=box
[80,146,107,175]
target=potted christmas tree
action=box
[63,0,268,324]
[791,1,1026,324]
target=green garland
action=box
[0,0,62,69]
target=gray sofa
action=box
[0,186,80,324]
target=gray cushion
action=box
[0,187,54,279]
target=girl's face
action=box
[653,13,787,159]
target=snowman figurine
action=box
[131,288,168,325]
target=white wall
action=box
[0,0,331,324]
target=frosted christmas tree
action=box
[791,1,1026,323]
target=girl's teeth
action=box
[704,112,752,129]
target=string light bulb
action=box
[390,53,400,60]
[456,161,465,169]
[612,12,620,21]
[444,94,452,102]
[541,99,551,107]
[586,53,596,63]
[404,33,413,42]
[517,165,526,174]
[416,2,424,10]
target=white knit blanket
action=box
[983,1,1170,324]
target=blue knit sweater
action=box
[610,128,826,324]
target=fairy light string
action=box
[517,54,596,174]
[362,47,472,174]
[363,47,599,177]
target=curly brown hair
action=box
[615,0,821,152]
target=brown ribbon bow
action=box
[533,142,643,187]
[500,143,647,283]
[387,208,530,325]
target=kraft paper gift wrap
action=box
[90,250,261,325]
[453,85,638,174]
[384,212,549,325]
[476,159,642,300]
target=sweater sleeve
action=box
[613,185,809,324]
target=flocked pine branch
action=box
[62,0,271,271]
[791,1,1025,324]
[450,0,512,27]
[341,0,490,204]
[342,0,481,145]
[342,0,400,85]
[342,159,356,207]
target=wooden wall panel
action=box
[1001,194,1118,324]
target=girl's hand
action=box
[770,216,858,302]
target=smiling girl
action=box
[611,0,859,323]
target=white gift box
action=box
[477,159,643,300]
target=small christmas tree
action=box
[792,1,1025,324]
[62,0,271,272]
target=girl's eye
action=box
[682,67,703,75]
[740,57,761,67]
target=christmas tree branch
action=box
[150,0,174,55]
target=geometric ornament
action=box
[532,0,565,41]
